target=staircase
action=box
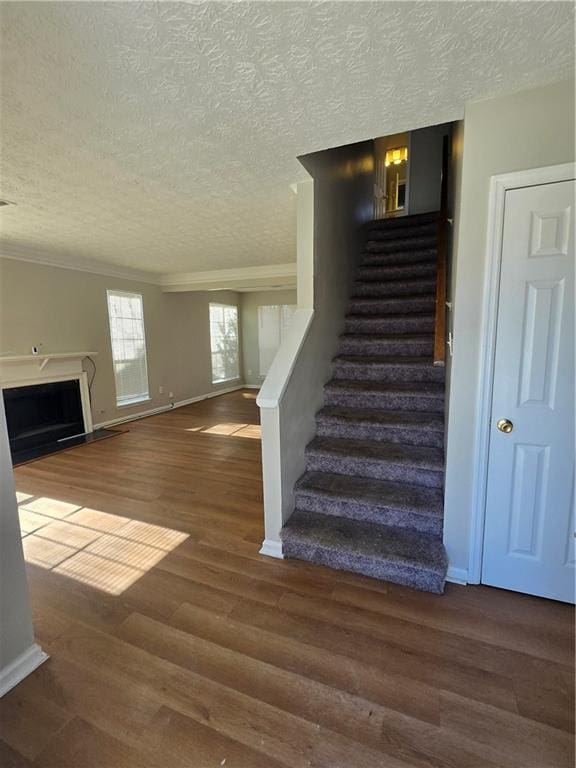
[280,212,448,594]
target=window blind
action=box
[258,304,296,377]
[209,303,240,383]
[106,290,150,406]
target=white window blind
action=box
[106,290,150,407]
[258,304,296,377]
[209,303,240,384]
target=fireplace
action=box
[3,379,85,459]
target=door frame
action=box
[468,161,576,584]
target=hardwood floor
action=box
[2,389,574,767]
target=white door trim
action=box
[468,161,576,584]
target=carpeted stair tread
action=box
[360,248,438,268]
[357,262,437,281]
[365,235,438,254]
[344,313,434,334]
[316,406,444,447]
[349,295,436,315]
[324,379,444,413]
[332,355,445,382]
[281,510,447,593]
[367,212,439,230]
[317,406,444,430]
[337,334,434,357]
[366,223,437,241]
[306,436,444,471]
[294,470,444,534]
[325,379,444,397]
[352,278,437,298]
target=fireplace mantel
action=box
[0,351,97,433]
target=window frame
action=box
[209,302,240,385]
[106,289,151,408]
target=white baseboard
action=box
[243,384,261,390]
[259,539,284,559]
[93,385,246,429]
[446,566,469,586]
[0,643,49,698]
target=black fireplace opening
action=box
[3,380,85,459]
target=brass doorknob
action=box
[497,419,514,434]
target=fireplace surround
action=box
[0,351,96,464]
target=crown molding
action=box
[0,245,297,294]
[160,263,297,293]
[0,244,161,285]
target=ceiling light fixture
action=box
[384,147,408,167]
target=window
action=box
[106,290,150,407]
[258,304,296,377]
[209,303,239,384]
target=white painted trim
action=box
[0,252,298,293]
[0,250,160,285]
[259,539,284,559]
[468,162,576,584]
[1,371,93,435]
[93,384,245,429]
[161,263,297,293]
[256,309,314,409]
[446,567,469,586]
[0,644,48,698]
[0,351,98,364]
[243,384,261,390]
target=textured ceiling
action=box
[1,1,573,275]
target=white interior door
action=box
[482,179,575,603]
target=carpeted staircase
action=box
[280,212,448,594]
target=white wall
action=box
[0,396,46,695]
[240,290,298,387]
[444,79,575,580]
[258,143,374,552]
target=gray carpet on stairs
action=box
[281,211,448,593]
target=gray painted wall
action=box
[0,396,36,673]
[444,79,575,576]
[275,141,374,528]
[0,258,241,424]
[408,123,451,215]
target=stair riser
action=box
[349,297,435,315]
[294,493,443,536]
[324,391,444,413]
[367,224,437,241]
[317,421,444,448]
[338,338,433,356]
[344,316,434,334]
[360,249,437,268]
[357,264,436,282]
[282,540,445,594]
[352,281,436,298]
[306,454,444,488]
[332,362,445,383]
[366,236,437,254]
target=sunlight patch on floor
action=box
[185,422,261,439]
[18,495,188,595]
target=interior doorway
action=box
[374,133,409,219]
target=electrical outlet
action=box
[169,391,174,399]
[247,369,252,376]
[159,386,164,395]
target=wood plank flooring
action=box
[2,390,574,767]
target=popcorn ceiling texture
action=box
[0,2,573,275]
